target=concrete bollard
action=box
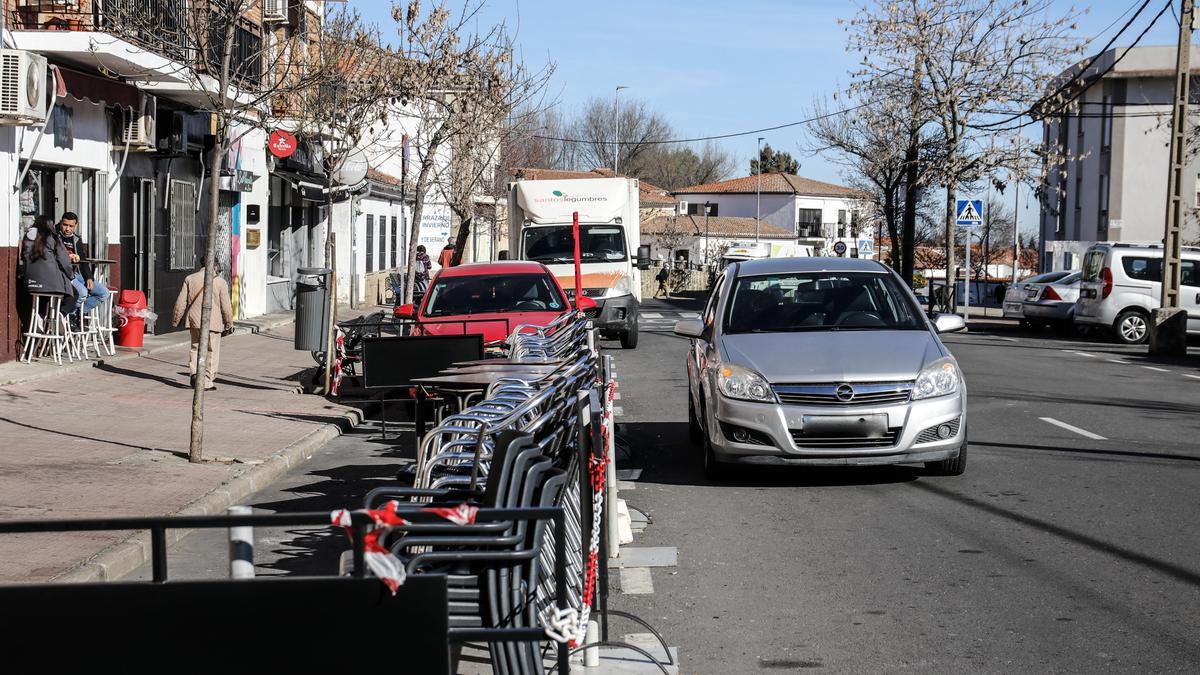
[585,619,600,667]
[228,505,254,579]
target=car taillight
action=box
[1043,286,1061,301]
[1101,267,1113,299]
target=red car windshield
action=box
[423,273,567,317]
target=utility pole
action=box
[1012,183,1020,287]
[756,137,764,243]
[1150,0,1193,355]
[613,85,628,175]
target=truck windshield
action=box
[523,225,627,264]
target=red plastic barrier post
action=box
[573,211,582,310]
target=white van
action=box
[1075,243,1200,344]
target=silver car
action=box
[1021,271,1081,327]
[674,258,968,478]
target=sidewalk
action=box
[0,312,373,583]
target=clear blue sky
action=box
[349,0,1183,230]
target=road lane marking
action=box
[619,567,654,594]
[995,336,1019,342]
[1184,374,1200,380]
[680,312,700,318]
[640,312,662,318]
[1062,350,1098,358]
[1039,417,1107,440]
[1142,366,1170,373]
[1106,359,1128,364]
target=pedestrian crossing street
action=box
[639,310,700,330]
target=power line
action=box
[974,0,1173,134]
[531,101,875,146]
[973,0,1157,132]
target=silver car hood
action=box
[720,330,945,383]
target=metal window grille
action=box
[169,180,197,270]
[378,215,387,270]
[366,215,374,272]
[391,216,399,268]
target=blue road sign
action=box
[956,199,983,226]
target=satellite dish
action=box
[329,148,369,185]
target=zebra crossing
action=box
[639,310,701,330]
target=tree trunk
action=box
[189,40,234,464]
[884,184,900,275]
[403,129,444,303]
[451,212,472,265]
[901,143,919,287]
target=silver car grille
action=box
[773,382,913,407]
[789,428,901,449]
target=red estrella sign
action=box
[268,130,297,159]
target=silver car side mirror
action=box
[933,313,966,333]
[673,319,704,338]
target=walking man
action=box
[58,212,109,314]
[172,258,233,390]
[655,265,670,299]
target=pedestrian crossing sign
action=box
[956,199,983,226]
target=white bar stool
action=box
[21,294,73,365]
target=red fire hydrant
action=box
[115,290,148,348]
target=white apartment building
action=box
[1038,45,1200,272]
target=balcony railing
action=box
[9,1,263,89]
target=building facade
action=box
[672,173,875,258]
[1038,45,1200,272]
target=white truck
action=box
[720,241,814,267]
[508,177,647,348]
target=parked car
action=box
[1075,243,1200,344]
[1002,270,1073,324]
[674,257,968,478]
[1021,271,1081,330]
[394,261,591,349]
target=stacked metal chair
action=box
[355,312,601,673]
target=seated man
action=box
[57,212,109,315]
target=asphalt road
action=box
[132,303,1200,673]
[612,300,1200,673]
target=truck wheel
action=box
[620,318,639,349]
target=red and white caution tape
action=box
[330,500,480,595]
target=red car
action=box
[394,261,596,348]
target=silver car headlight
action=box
[717,363,776,403]
[912,358,960,400]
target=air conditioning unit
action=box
[122,93,157,150]
[676,200,689,216]
[0,49,49,125]
[263,0,287,22]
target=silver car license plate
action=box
[801,414,889,438]
[1026,289,1040,300]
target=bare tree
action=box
[846,0,1082,310]
[562,97,671,172]
[633,141,733,191]
[103,0,333,462]
[807,90,943,281]
[390,0,542,302]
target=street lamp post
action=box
[756,137,764,243]
[614,85,628,175]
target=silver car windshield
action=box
[724,271,925,333]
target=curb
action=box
[49,404,365,583]
[0,314,297,389]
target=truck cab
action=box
[508,177,645,348]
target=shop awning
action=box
[56,68,141,109]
